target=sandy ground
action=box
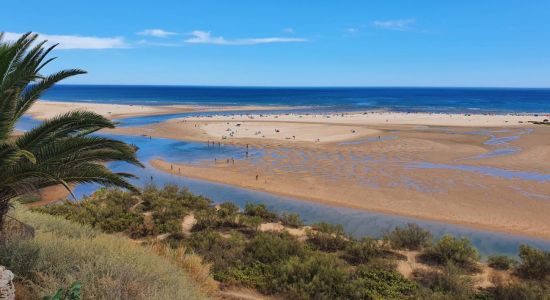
[28,100,294,120]
[108,111,549,144]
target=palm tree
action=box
[0,32,143,225]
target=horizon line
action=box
[51,83,550,90]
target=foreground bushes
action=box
[516,244,550,280]
[421,235,479,270]
[487,255,517,270]
[384,223,432,250]
[32,186,550,300]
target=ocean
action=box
[41,85,550,113]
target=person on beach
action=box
[256,174,259,180]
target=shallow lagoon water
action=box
[408,162,550,182]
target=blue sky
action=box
[2,0,550,87]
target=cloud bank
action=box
[184,31,307,45]
[2,32,126,49]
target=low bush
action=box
[243,203,278,221]
[280,212,304,228]
[384,223,432,250]
[516,244,550,281]
[274,253,350,299]
[36,188,147,237]
[491,280,550,300]
[188,229,246,280]
[414,263,474,299]
[311,222,345,234]
[307,222,349,252]
[342,237,387,265]
[245,232,304,264]
[487,255,516,270]
[346,266,417,299]
[421,235,479,270]
[307,230,349,252]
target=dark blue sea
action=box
[41,85,550,113]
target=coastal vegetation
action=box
[28,185,550,299]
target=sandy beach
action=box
[28,100,295,120]
[109,111,549,144]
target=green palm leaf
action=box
[0,32,143,225]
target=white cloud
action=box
[283,27,295,34]
[3,32,126,49]
[184,30,307,45]
[137,29,177,38]
[345,27,359,34]
[136,39,179,47]
[373,19,416,31]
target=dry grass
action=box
[2,206,209,300]
[150,243,219,296]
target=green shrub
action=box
[307,222,349,252]
[307,230,349,252]
[225,261,277,291]
[36,189,146,236]
[43,282,82,300]
[414,263,474,299]
[491,281,550,300]
[217,202,239,217]
[280,213,304,228]
[188,230,246,279]
[384,223,432,250]
[421,235,479,270]
[516,244,550,281]
[245,232,304,264]
[142,184,211,211]
[343,237,387,265]
[487,255,516,270]
[274,254,350,299]
[244,203,278,221]
[193,205,241,231]
[311,222,345,234]
[346,266,417,299]
[238,215,263,231]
